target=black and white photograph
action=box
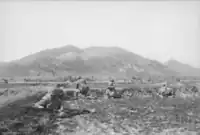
[0,0,200,134]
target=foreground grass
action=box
[0,86,200,135]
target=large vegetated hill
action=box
[0,45,194,78]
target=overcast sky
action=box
[0,1,200,67]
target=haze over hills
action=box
[165,59,200,76]
[0,45,187,78]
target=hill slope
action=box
[0,45,178,78]
[165,59,200,76]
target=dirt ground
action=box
[0,85,200,135]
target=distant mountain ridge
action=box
[0,45,182,78]
[165,59,200,76]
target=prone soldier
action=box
[34,84,66,116]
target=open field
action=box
[0,82,200,135]
[0,81,168,89]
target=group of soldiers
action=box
[34,76,189,116]
[33,76,117,116]
[157,83,176,98]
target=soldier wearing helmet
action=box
[75,76,90,97]
[106,78,116,98]
[158,83,168,98]
[109,79,115,87]
[75,76,84,89]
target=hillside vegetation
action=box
[0,45,179,79]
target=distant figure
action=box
[190,86,198,93]
[75,76,82,89]
[158,83,175,98]
[24,78,30,82]
[105,79,117,98]
[76,76,90,97]
[108,79,116,89]
[158,84,167,98]
[2,79,8,84]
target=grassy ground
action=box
[0,85,200,135]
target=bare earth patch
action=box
[0,86,200,135]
